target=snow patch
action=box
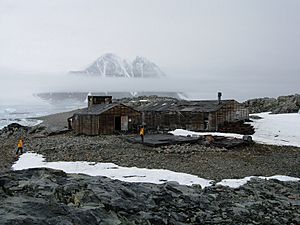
[249,112,300,147]
[12,153,213,187]
[12,153,299,188]
[217,175,300,188]
[169,129,244,139]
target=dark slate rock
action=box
[244,94,300,114]
[0,168,299,225]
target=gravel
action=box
[1,108,299,181]
[2,129,300,181]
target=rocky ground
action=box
[1,168,299,225]
[1,123,300,181]
[1,110,300,224]
[21,135,300,181]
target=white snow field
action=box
[170,112,300,147]
[12,152,299,188]
[250,112,300,147]
[12,153,213,188]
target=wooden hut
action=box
[70,96,141,135]
[140,95,249,132]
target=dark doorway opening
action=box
[114,116,121,131]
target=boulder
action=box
[244,94,300,114]
[0,123,30,136]
[1,168,299,225]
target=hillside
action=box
[70,53,166,78]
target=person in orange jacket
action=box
[16,138,24,156]
[139,126,145,143]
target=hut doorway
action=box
[114,116,121,131]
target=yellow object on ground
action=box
[17,140,23,148]
[140,128,145,136]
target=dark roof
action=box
[73,103,137,116]
[138,100,177,112]
[139,100,236,113]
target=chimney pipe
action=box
[218,92,222,104]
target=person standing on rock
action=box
[16,138,24,156]
[139,126,145,143]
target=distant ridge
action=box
[70,53,166,78]
[36,92,185,105]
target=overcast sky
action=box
[0,0,299,103]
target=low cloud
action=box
[0,72,299,105]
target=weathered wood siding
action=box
[88,96,112,108]
[143,100,249,132]
[72,115,100,135]
[144,111,206,131]
[99,105,141,134]
[72,105,141,135]
[213,100,249,130]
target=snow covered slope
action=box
[73,53,165,78]
[84,53,133,77]
[250,112,300,147]
[132,56,166,78]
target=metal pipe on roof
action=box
[218,92,222,104]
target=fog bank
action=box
[0,72,299,105]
